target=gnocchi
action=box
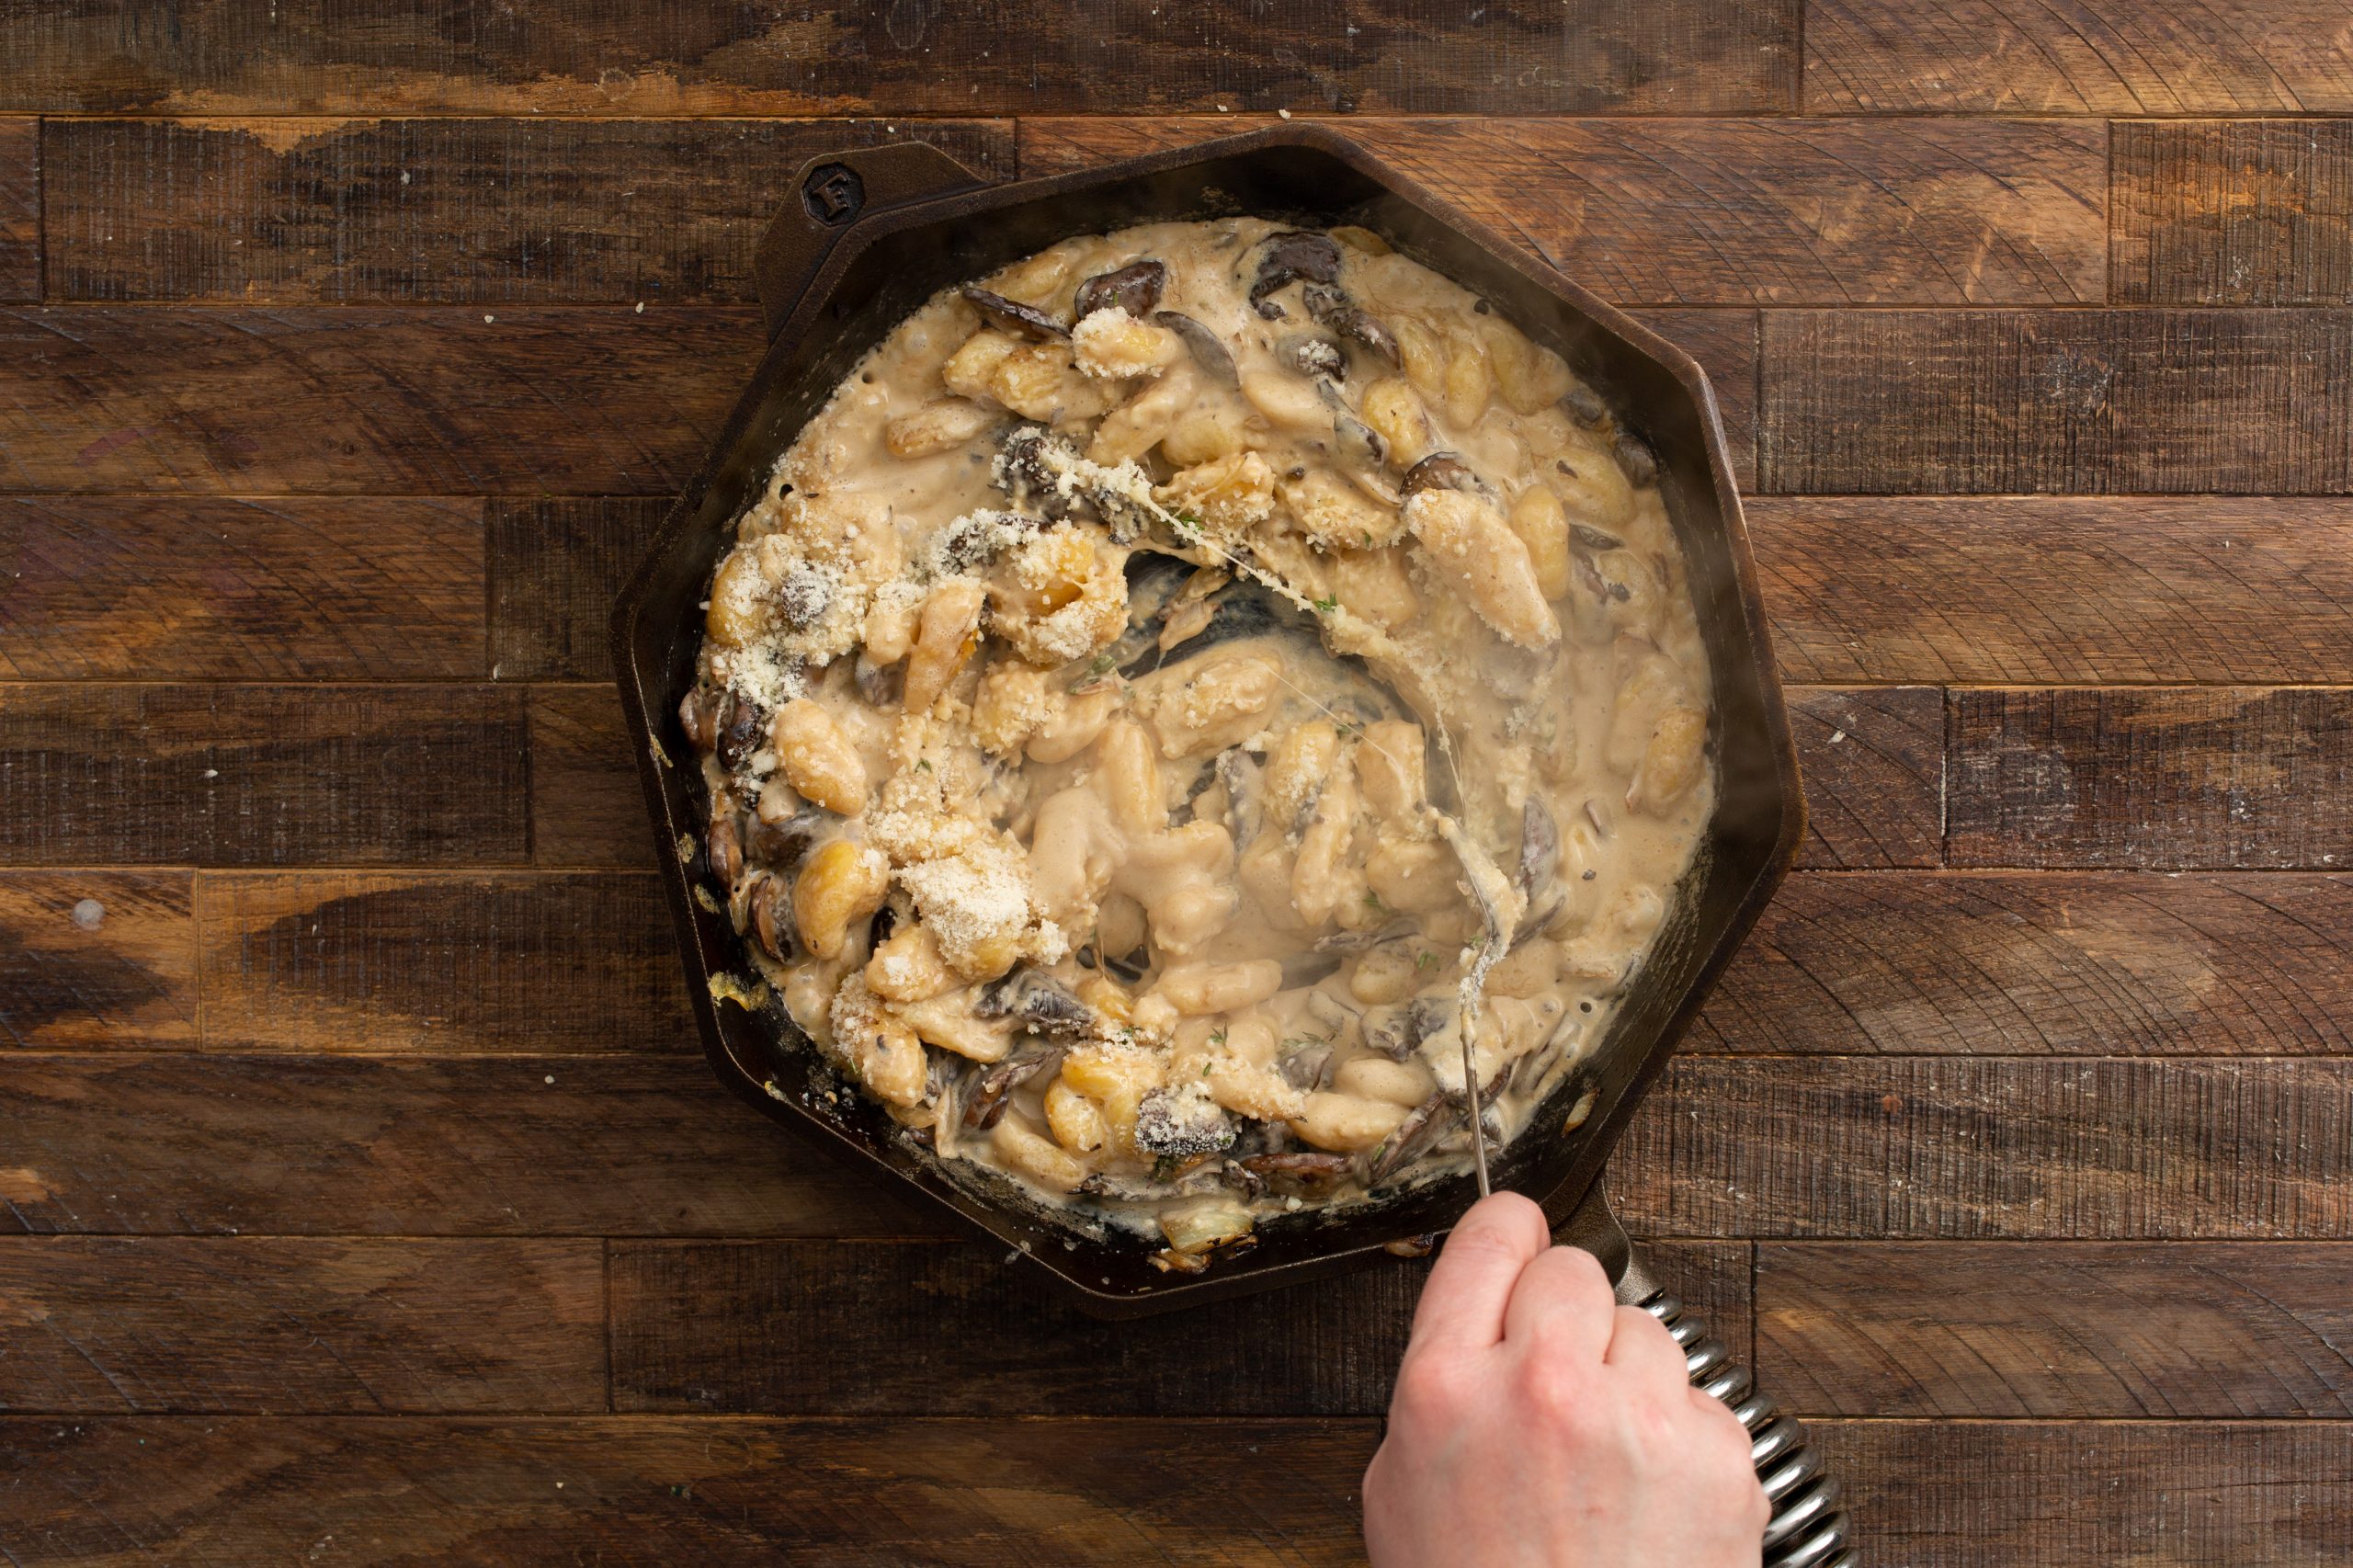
[682,218,1711,1254]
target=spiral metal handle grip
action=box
[1635,1288,1857,1568]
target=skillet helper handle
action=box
[1558,1191,1858,1568]
[753,143,989,341]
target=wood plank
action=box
[488,496,665,681]
[530,684,656,868]
[0,496,483,679]
[45,118,1014,304]
[0,0,1799,116]
[195,871,693,1054]
[0,1238,603,1414]
[1785,687,1943,869]
[1758,309,2353,494]
[0,305,758,494]
[0,118,36,301]
[0,1053,944,1237]
[1628,308,1756,487]
[9,1415,2342,1566]
[17,1051,2344,1244]
[1752,496,2353,685]
[1758,1242,2353,1418]
[0,684,529,867]
[2114,119,2353,305]
[0,872,198,1049]
[1804,0,2353,114]
[1020,116,2107,305]
[0,1415,1379,1565]
[1949,687,2353,869]
[609,1238,1746,1416]
[1817,1421,2353,1566]
[1694,871,2353,1058]
[1614,1056,2353,1240]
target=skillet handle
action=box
[1559,1189,1859,1568]
[752,143,989,341]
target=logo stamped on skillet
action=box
[802,164,867,227]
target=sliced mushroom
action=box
[1399,451,1487,503]
[1315,916,1419,953]
[1153,311,1239,389]
[1334,412,1388,469]
[1276,332,1347,381]
[961,1046,1063,1131]
[1361,1002,1423,1061]
[707,807,743,890]
[751,872,798,961]
[747,807,825,873]
[1249,231,1343,318]
[1563,382,1609,427]
[715,693,766,771]
[777,564,832,631]
[1240,1150,1355,1196]
[1303,284,1402,368]
[677,688,718,755]
[1367,1093,1455,1186]
[961,284,1066,339]
[975,965,1097,1040]
[1612,431,1659,487]
[1134,1088,1239,1160]
[1570,523,1624,552]
[1074,260,1167,321]
[1279,1039,1335,1091]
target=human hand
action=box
[1362,1192,1768,1568]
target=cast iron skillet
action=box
[611,127,1850,1567]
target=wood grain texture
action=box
[609,1237,1747,1416]
[0,685,528,867]
[1805,0,2353,114]
[1752,496,2353,685]
[0,118,36,301]
[0,1054,945,1238]
[1758,309,2353,494]
[530,684,657,868]
[1785,687,1944,869]
[1949,687,2353,869]
[195,872,693,1054]
[0,1415,1379,1565]
[0,0,1800,116]
[0,305,759,494]
[0,1237,604,1414]
[1020,116,2105,304]
[2114,119,2353,305]
[1819,1420,2353,1566]
[0,496,483,679]
[1628,308,1756,487]
[6,1415,2343,1566]
[45,118,1014,304]
[1694,871,2353,1057]
[489,496,665,681]
[1615,1056,2353,1240]
[1758,1242,2353,1418]
[0,873,197,1049]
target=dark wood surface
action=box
[2,6,2348,1564]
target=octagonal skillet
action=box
[611,123,1843,1568]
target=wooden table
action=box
[4,5,2351,1562]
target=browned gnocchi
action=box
[682,219,1711,1259]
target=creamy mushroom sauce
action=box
[681,219,1711,1267]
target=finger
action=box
[1500,1242,1619,1361]
[1407,1191,1552,1355]
[1603,1301,1694,1389]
